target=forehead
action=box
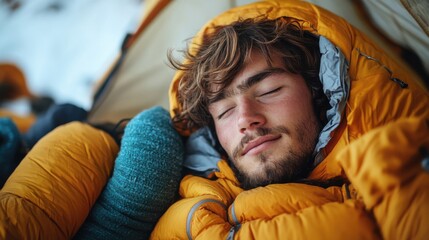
[229,49,285,91]
[207,50,287,105]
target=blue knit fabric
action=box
[75,106,184,239]
[0,117,23,188]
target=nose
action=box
[237,99,266,134]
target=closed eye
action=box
[260,87,282,97]
[217,107,234,120]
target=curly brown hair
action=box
[169,17,329,132]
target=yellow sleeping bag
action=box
[0,122,118,239]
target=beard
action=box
[228,122,319,190]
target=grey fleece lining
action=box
[313,36,350,166]
[184,127,221,176]
[183,36,350,174]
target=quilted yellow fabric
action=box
[0,122,118,239]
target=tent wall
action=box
[361,0,429,72]
[88,0,255,124]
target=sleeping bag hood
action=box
[168,0,429,180]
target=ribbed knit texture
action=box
[75,106,184,239]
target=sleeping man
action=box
[151,1,429,239]
[1,1,428,239]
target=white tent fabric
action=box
[361,0,429,72]
[88,0,254,124]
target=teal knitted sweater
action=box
[75,106,184,239]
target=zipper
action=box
[356,48,408,88]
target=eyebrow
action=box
[209,67,286,104]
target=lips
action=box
[241,134,281,156]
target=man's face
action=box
[208,50,322,189]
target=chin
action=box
[239,166,277,189]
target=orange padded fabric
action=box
[337,117,429,240]
[0,122,119,239]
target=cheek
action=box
[266,96,310,120]
[280,92,314,117]
[215,123,235,153]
